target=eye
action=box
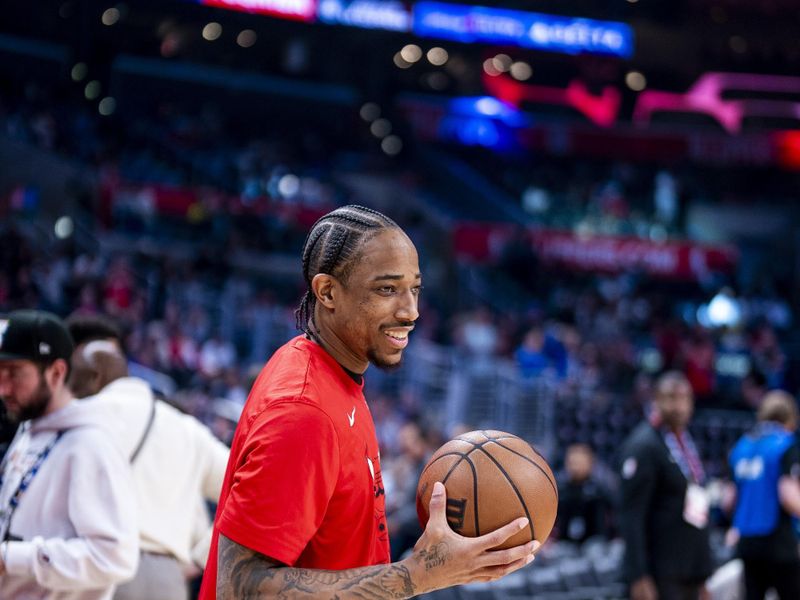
[412,285,423,296]
[377,286,396,295]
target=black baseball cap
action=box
[0,310,74,363]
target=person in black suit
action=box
[619,371,713,600]
[556,443,614,544]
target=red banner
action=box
[454,223,738,281]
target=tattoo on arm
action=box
[216,533,417,600]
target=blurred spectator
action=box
[619,371,713,600]
[385,421,434,561]
[454,308,499,357]
[199,332,237,379]
[555,444,614,544]
[0,310,139,598]
[683,330,717,405]
[740,369,768,412]
[515,325,567,380]
[67,314,230,600]
[729,391,800,600]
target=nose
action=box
[395,288,419,323]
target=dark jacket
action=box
[618,421,713,584]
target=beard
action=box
[367,348,404,372]
[3,374,52,423]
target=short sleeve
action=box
[780,443,800,478]
[217,402,340,566]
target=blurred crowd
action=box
[2,79,799,579]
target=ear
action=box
[311,273,338,310]
[46,359,69,389]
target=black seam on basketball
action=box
[419,451,472,479]
[442,456,467,485]
[457,433,518,444]
[475,447,536,541]
[419,451,481,534]
[436,454,480,536]
[490,440,558,499]
[480,431,520,441]
[461,454,480,536]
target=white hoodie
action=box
[0,400,139,599]
[81,377,228,566]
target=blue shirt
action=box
[730,422,796,537]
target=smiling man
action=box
[200,205,538,600]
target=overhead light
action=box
[101,7,120,26]
[427,47,448,66]
[84,80,102,100]
[54,216,74,239]
[98,97,116,116]
[492,54,512,72]
[71,62,88,82]
[370,118,392,138]
[381,136,403,156]
[202,22,222,41]
[359,103,380,121]
[278,174,300,198]
[625,70,647,91]
[393,52,412,69]
[400,44,422,63]
[483,58,501,76]
[510,61,532,81]
[237,30,257,48]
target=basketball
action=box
[416,430,558,550]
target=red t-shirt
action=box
[199,336,390,598]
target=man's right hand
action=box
[630,575,658,600]
[405,481,539,594]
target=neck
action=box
[309,313,368,374]
[44,386,74,416]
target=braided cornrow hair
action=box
[295,205,399,334]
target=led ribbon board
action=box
[201,0,317,22]
[413,2,633,57]
[317,0,412,31]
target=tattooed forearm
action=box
[217,534,418,600]
[339,564,415,599]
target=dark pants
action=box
[655,579,704,600]
[743,559,800,600]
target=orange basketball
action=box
[416,430,558,550]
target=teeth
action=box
[386,331,408,340]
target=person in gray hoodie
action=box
[0,310,139,600]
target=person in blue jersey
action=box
[730,390,800,600]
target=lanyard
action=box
[0,430,64,541]
[662,428,705,485]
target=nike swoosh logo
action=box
[347,407,356,427]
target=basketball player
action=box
[199,206,539,599]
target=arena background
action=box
[1,1,799,598]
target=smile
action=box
[384,329,411,348]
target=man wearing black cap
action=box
[0,310,139,600]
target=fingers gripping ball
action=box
[416,430,558,550]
